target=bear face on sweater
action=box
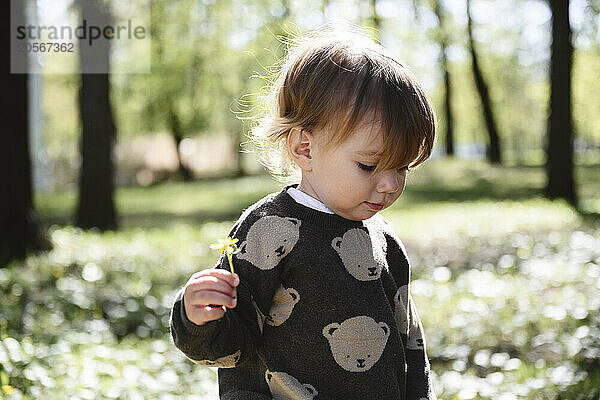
[407,301,426,350]
[331,228,384,281]
[265,370,318,400]
[394,285,409,335]
[266,285,300,326]
[236,216,301,270]
[322,315,390,372]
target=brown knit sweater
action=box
[170,184,436,399]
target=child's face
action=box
[298,121,408,221]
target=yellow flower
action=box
[2,385,14,395]
[210,236,238,301]
[210,237,239,256]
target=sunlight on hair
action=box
[240,23,435,185]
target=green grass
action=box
[2,159,598,399]
[36,175,281,229]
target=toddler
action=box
[170,28,436,399]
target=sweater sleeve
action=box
[378,217,436,399]
[169,212,300,368]
[405,291,437,399]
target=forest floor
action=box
[1,159,599,399]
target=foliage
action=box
[0,223,224,398]
[37,0,600,186]
[402,222,600,399]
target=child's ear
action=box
[288,127,313,171]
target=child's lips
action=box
[365,201,384,211]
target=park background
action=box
[2,0,600,398]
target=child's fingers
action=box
[183,269,239,325]
[187,289,237,309]
[188,305,226,325]
[187,275,237,298]
[190,269,240,288]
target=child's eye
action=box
[357,162,376,172]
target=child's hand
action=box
[183,269,240,326]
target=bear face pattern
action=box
[393,285,409,335]
[331,228,384,281]
[407,300,425,350]
[266,285,300,327]
[322,316,390,372]
[265,370,318,400]
[192,349,241,368]
[236,216,301,270]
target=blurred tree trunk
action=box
[0,0,50,265]
[321,0,329,16]
[232,130,246,178]
[466,0,501,164]
[150,2,194,182]
[432,0,454,156]
[545,0,576,205]
[370,0,381,40]
[167,102,194,181]
[76,0,117,230]
[230,0,293,179]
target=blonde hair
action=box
[247,25,436,183]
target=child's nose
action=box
[376,170,401,194]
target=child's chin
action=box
[347,211,376,221]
